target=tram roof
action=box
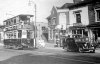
[4,14,34,22]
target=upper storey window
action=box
[76,13,81,23]
[73,10,82,23]
[95,9,100,21]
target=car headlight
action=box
[84,44,87,47]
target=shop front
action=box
[87,22,100,44]
[69,25,88,38]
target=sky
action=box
[0,0,73,25]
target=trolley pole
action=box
[34,3,37,48]
[28,0,37,48]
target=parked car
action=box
[63,37,96,53]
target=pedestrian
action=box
[62,37,66,49]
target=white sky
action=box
[0,0,73,25]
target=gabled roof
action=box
[46,15,52,20]
[68,0,100,9]
[60,3,74,9]
[87,22,100,28]
[4,14,33,22]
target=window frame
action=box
[95,9,100,22]
[75,13,81,23]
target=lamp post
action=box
[28,0,37,48]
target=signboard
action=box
[73,23,83,26]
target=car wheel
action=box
[79,47,83,53]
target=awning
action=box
[69,25,86,30]
[55,25,66,30]
[87,22,100,28]
[55,25,62,29]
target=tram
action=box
[3,14,34,49]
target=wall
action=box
[36,22,48,41]
[69,6,89,25]
[58,10,69,29]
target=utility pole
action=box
[28,0,37,48]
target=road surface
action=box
[0,47,100,64]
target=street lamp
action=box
[28,0,37,48]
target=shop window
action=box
[72,30,76,34]
[77,30,82,34]
[83,30,88,37]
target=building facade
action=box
[47,5,72,46]
[0,25,4,43]
[36,22,48,42]
[47,0,100,47]
[64,0,100,43]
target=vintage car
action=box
[63,37,96,53]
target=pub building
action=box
[69,24,88,39]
